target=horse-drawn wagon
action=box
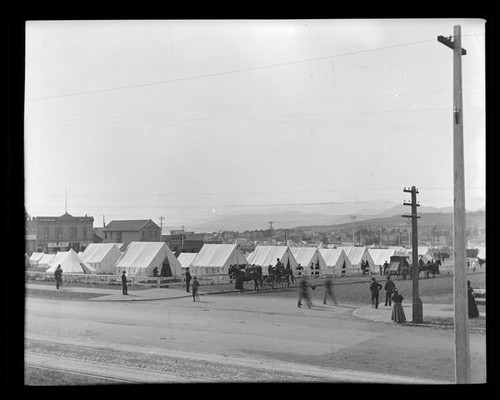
[386,255,411,279]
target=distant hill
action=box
[188,199,485,233]
[295,210,486,233]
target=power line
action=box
[26,104,486,128]
[26,85,485,127]
[26,37,443,102]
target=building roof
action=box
[35,212,94,223]
[102,219,160,232]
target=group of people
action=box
[53,262,482,319]
[369,275,480,323]
[369,275,406,323]
[297,275,337,308]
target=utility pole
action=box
[438,25,470,384]
[402,186,423,323]
[159,217,165,236]
[351,215,356,246]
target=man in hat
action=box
[369,277,382,309]
[384,275,396,306]
[185,267,192,292]
[121,271,128,295]
[54,265,63,290]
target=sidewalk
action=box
[26,283,232,301]
[354,303,486,328]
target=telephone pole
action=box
[438,25,470,384]
[402,186,423,323]
[159,217,165,236]
[351,215,356,246]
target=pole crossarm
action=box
[401,214,421,219]
[437,35,467,55]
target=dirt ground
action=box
[24,271,487,385]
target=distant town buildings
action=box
[29,212,94,253]
[101,219,161,245]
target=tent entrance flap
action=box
[161,260,172,277]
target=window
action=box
[82,227,87,239]
[44,227,49,240]
[104,232,108,240]
[55,227,63,240]
[116,232,122,243]
[69,227,77,239]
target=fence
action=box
[25,271,180,288]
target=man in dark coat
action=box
[383,261,389,275]
[54,265,63,290]
[298,276,313,308]
[370,277,382,309]
[185,267,192,292]
[384,275,396,306]
[121,271,128,295]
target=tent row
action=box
[28,242,183,277]
[179,245,380,277]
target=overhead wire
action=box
[25,37,448,102]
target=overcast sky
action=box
[24,19,486,229]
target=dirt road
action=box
[25,292,486,384]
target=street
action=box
[24,291,486,384]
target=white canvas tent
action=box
[37,253,56,269]
[246,246,298,276]
[189,244,247,276]
[80,243,123,274]
[338,246,374,274]
[29,252,44,266]
[367,248,396,273]
[113,242,181,277]
[46,249,96,274]
[317,248,353,276]
[289,247,319,275]
[177,252,198,270]
[46,251,68,270]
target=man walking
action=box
[192,276,200,302]
[323,276,337,305]
[121,271,128,295]
[369,277,382,309]
[298,276,313,308]
[185,267,192,293]
[384,275,396,306]
[54,265,63,290]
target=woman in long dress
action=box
[467,280,480,318]
[391,288,406,323]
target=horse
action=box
[228,264,263,292]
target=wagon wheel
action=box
[264,277,275,290]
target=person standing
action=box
[121,271,128,295]
[323,276,337,305]
[384,275,396,306]
[391,288,406,323]
[54,265,63,290]
[467,280,480,318]
[192,276,200,302]
[297,276,313,308]
[185,267,192,293]
[383,260,389,275]
[369,277,382,309]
